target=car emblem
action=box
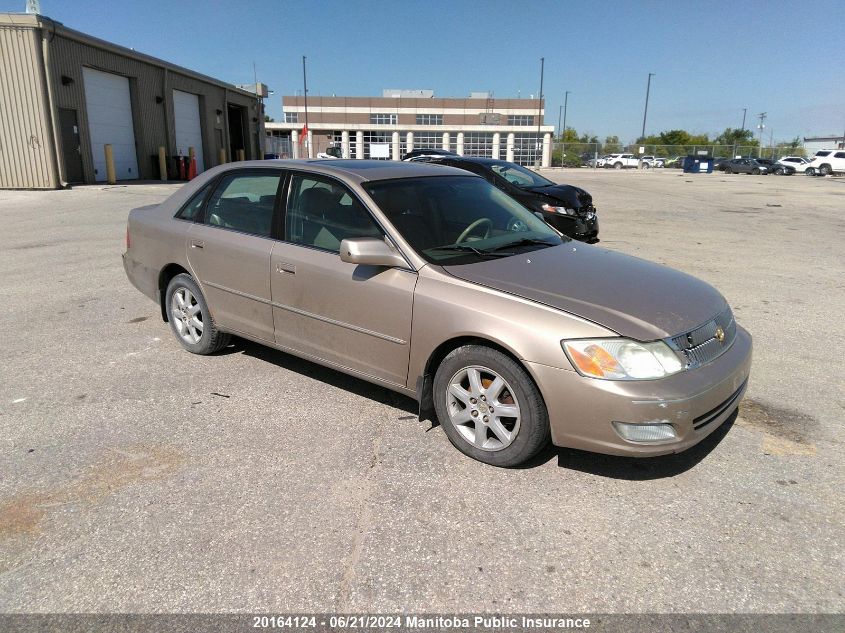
[714,326,725,344]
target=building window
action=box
[363,131,393,159]
[370,113,397,125]
[413,132,442,149]
[507,115,534,126]
[415,114,443,125]
[284,112,298,123]
[463,132,495,158]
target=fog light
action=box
[612,421,677,443]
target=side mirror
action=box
[339,237,408,268]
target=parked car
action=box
[755,158,794,176]
[603,153,640,169]
[723,158,769,175]
[411,156,599,242]
[713,157,732,171]
[587,155,610,168]
[804,149,845,176]
[641,155,664,168]
[401,148,458,161]
[777,156,811,174]
[664,156,685,169]
[123,159,752,467]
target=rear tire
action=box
[433,345,550,467]
[805,167,816,176]
[774,167,784,175]
[614,162,623,170]
[819,164,832,176]
[751,168,760,175]
[724,166,733,174]
[165,274,231,355]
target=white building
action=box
[266,90,555,166]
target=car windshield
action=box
[485,161,555,188]
[364,175,564,265]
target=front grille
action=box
[693,379,747,431]
[667,306,737,369]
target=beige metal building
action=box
[0,13,264,189]
[265,89,555,166]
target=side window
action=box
[204,171,281,237]
[175,183,212,221]
[285,174,383,252]
[834,152,845,159]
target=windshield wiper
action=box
[486,237,559,252]
[428,245,513,258]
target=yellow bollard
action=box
[218,148,226,165]
[158,146,168,182]
[104,144,116,184]
[237,149,245,162]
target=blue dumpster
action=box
[682,156,714,173]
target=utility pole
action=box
[641,73,654,140]
[741,108,747,132]
[557,105,563,138]
[302,55,310,158]
[756,112,767,158]
[536,57,544,166]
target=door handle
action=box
[276,262,296,274]
[190,240,204,249]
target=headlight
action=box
[561,338,684,380]
[541,203,575,216]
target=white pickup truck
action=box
[603,153,640,169]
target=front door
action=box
[270,172,416,387]
[186,169,282,342]
[58,108,84,183]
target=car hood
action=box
[521,184,592,210]
[442,243,727,340]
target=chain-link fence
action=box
[549,142,808,168]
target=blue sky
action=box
[6,0,844,143]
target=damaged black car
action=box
[408,156,599,243]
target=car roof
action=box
[216,158,472,184]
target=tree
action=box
[264,114,275,122]
[603,135,622,153]
[713,127,756,147]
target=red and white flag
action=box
[299,124,308,144]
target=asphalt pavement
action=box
[0,169,843,614]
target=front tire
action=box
[614,162,623,170]
[433,345,550,467]
[725,166,733,174]
[165,273,230,354]
[819,164,832,176]
[751,168,761,175]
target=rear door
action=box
[186,169,282,342]
[269,172,417,387]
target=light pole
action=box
[557,105,563,138]
[302,55,310,158]
[536,57,544,166]
[741,108,747,132]
[756,112,767,158]
[641,73,654,141]
[562,91,570,137]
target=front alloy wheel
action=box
[447,366,520,451]
[433,345,550,466]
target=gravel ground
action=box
[0,169,843,614]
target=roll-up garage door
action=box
[82,67,138,181]
[173,90,204,173]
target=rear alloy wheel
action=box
[614,162,623,170]
[725,167,733,174]
[775,167,784,175]
[751,168,761,175]
[433,345,550,467]
[805,167,816,176]
[819,164,832,176]
[165,273,230,354]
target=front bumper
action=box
[546,212,599,243]
[526,326,752,456]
